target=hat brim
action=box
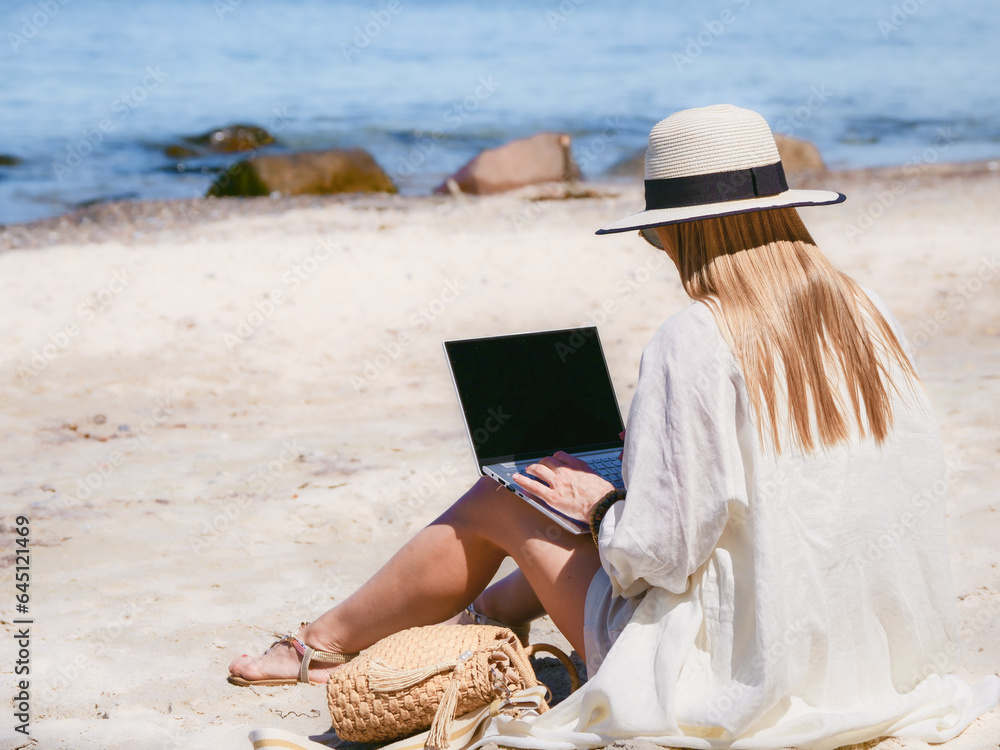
[596,188,846,236]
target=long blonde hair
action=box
[656,207,917,454]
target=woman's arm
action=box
[601,306,746,597]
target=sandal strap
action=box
[464,604,530,641]
[269,626,358,684]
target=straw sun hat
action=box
[597,104,845,248]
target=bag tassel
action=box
[425,669,463,750]
[368,659,457,692]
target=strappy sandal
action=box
[463,603,531,644]
[228,624,358,687]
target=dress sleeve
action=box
[598,304,748,598]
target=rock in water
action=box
[207,149,397,197]
[773,134,826,173]
[184,124,275,153]
[164,144,200,159]
[435,133,581,195]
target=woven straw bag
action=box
[327,624,578,749]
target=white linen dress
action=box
[480,291,1000,750]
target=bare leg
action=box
[472,568,545,626]
[445,565,545,645]
[229,477,600,684]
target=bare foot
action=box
[228,626,348,685]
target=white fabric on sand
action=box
[477,293,1000,750]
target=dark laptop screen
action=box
[445,327,624,464]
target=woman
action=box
[230,105,999,746]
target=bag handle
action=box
[380,684,549,750]
[524,643,581,693]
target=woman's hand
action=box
[513,451,615,523]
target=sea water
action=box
[0,0,997,224]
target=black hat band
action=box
[644,162,788,211]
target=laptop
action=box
[444,326,625,534]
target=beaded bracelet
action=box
[589,489,626,545]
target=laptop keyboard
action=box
[586,456,623,486]
[512,455,622,487]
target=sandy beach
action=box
[1,161,998,750]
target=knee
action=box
[435,476,508,529]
